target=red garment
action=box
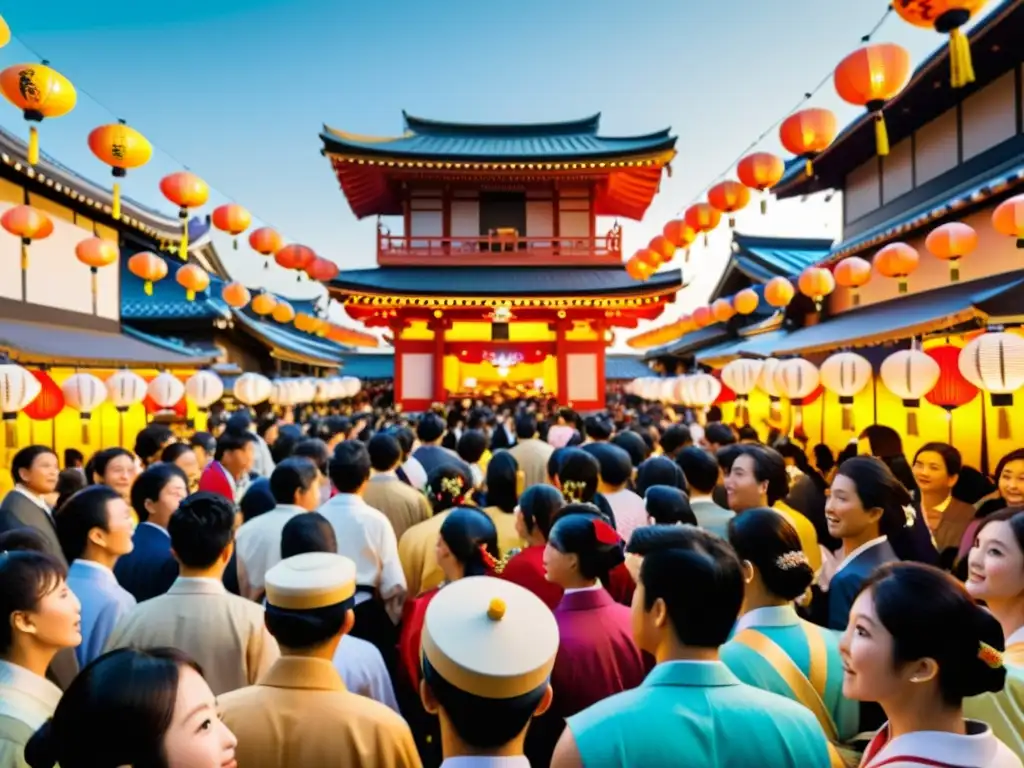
[499,545,563,611]
[606,562,636,606]
[397,587,440,690]
[198,462,234,502]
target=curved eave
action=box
[231,311,346,368]
[402,111,603,136]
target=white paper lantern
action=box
[315,379,332,403]
[298,378,317,404]
[657,378,676,404]
[879,349,940,436]
[0,363,41,445]
[341,376,362,399]
[185,371,224,412]
[819,352,873,432]
[774,358,820,434]
[147,372,185,410]
[269,379,295,407]
[688,373,722,409]
[62,372,107,444]
[233,372,272,406]
[328,377,346,400]
[721,359,763,424]
[106,370,148,413]
[959,331,1024,438]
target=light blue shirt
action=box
[67,559,136,668]
[689,497,735,539]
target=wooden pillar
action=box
[553,319,569,406]
[430,319,448,403]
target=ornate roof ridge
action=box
[401,111,602,136]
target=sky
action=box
[0,1,991,351]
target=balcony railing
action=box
[376,224,623,266]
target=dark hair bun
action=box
[760,551,814,601]
[960,606,1007,698]
[24,719,58,768]
[727,508,812,601]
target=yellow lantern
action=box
[0,61,76,165]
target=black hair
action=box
[256,417,278,440]
[54,486,125,563]
[319,415,351,443]
[11,445,57,486]
[85,447,135,486]
[417,413,446,443]
[737,425,761,443]
[134,425,174,463]
[635,455,686,497]
[167,492,236,569]
[239,478,276,523]
[440,507,499,577]
[583,415,613,441]
[546,446,568,484]
[975,507,1024,557]
[270,424,303,465]
[733,445,790,506]
[994,449,1024,489]
[129,464,188,524]
[189,431,216,456]
[24,647,205,768]
[861,562,1006,705]
[913,442,963,478]
[518,485,564,540]
[0,531,67,655]
[427,465,473,514]
[388,426,415,460]
[675,446,720,495]
[548,504,625,582]
[728,508,814,601]
[659,424,693,458]
[953,466,997,506]
[611,431,649,468]
[214,430,258,463]
[484,452,519,515]
[328,440,371,494]
[644,486,696,527]
[557,448,600,504]
[834,457,912,538]
[367,433,402,472]
[704,422,736,447]
[859,424,903,459]
[269,458,321,506]
[55,470,87,512]
[159,442,194,466]
[63,448,84,468]
[812,443,835,475]
[280,512,337,559]
[265,589,353,651]
[293,438,330,476]
[457,431,488,465]
[627,525,744,648]
[225,411,254,434]
[582,443,633,488]
[515,413,538,440]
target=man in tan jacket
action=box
[105,492,278,695]
[363,433,432,542]
[509,414,554,490]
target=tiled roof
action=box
[121,251,230,321]
[340,353,394,380]
[605,355,652,380]
[643,325,730,361]
[710,233,833,302]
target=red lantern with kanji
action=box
[711,299,735,324]
[733,288,759,315]
[307,257,340,282]
[893,1,990,88]
[875,242,920,294]
[211,204,252,250]
[692,305,713,328]
[992,194,1024,249]
[834,44,912,157]
[707,181,750,228]
[648,235,676,265]
[798,266,836,310]
[684,203,721,246]
[834,256,872,306]
[160,172,209,261]
[2,205,52,270]
[737,152,785,214]
[275,244,316,275]
[765,276,795,308]
[780,109,837,177]
[23,370,64,421]
[249,226,283,268]
[926,221,978,282]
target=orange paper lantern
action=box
[160,172,209,261]
[272,300,296,324]
[662,219,697,250]
[874,242,920,294]
[926,221,978,281]
[711,299,736,324]
[692,305,713,328]
[221,281,251,309]
[992,194,1024,249]
[275,244,316,275]
[635,248,660,268]
[0,61,76,165]
[737,152,785,214]
[684,203,722,246]
[625,257,653,281]
[764,276,795,308]
[648,235,676,265]
[75,237,119,310]
[307,257,340,282]
[175,264,210,302]
[780,108,837,177]
[834,44,911,157]
[707,180,751,228]
[893,1,989,88]
[834,256,872,306]
[2,205,52,270]
[128,251,168,296]
[733,288,760,315]
[798,266,836,310]
[249,226,283,269]
[87,120,152,220]
[251,292,277,316]
[211,204,252,250]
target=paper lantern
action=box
[0,362,41,445]
[819,352,873,431]
[764,276,795,308]
[105,370,147,412]
[635,248,660,268]
[2,205,52,270]
[61,372,106,442]
[924,344,978,414]
[926,222,977,282]
[87,120,152,220]
[175,264,210,302]
[625,256,654,281]
[780,108,837,177]
[233,372,272,406]
[733,288,759,316]
[22,370,63,422]
[893,0,989,88]
[692,305,713,328]
[874,242,919,294]
[992,194,1024,249]
[75,237,119,308]
[307,257,340,282]
[272,300,296,324]
[249,226,283,268]
[834,256,872,306]
[684,203,721,246]
[0,61,76,165]
[662,219,697,250]
[774,358,820,434]
[797,267,836,311]
[959,331,1024,439]
[275,244,316,274]
[834,44,911,157]
[711,298,736,324]
[737,152,785,214]
[159,172,209,261]
[221,281,251,309]
[707,180,750,228]
[147,372,185,409]
[722,358,764,424]
[185,370,224,412]
[341,376,362,398]
[648,235,676,265]
[880,348,941,436]
[211,203,252,250]
[128,251,168,296]
[251,292,277,316]
[758,358,784,422]
[713,369,736,406]
[0,16,9,48]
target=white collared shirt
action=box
[234,504,307,600]
[562,582,603,596]
[402,456,428,492]
[0,659,62,730]
[733,604,800,634]
[864,721,1021,767]
[332,634,399,712]
[13,485,51,514]
[440,757,531,768]
[833,535,888,576]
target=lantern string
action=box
[676,4,894,215]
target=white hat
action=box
[422,576,558,699]
[264,552,356,610]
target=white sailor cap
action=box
[264,552,356,610]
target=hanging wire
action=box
[676,3,895,215]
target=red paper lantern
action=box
[692,305,713,328]
[143,374,187,418]
[834,44,911,157]
[684,203,721,246]
[712,369,736,405]
[707,180,751,228]
[275,244,316,273]
[780,108,837,177]
[924,344,978,412]
[662,220,697,249]
[648,235,676,265]
[737,152,785,213]
[23,370,64,420]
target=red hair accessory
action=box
[478,544,499,571]
[592,519,620,546]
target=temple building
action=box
[320,112,683,410]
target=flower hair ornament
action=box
[979,642,1004,670]
[592,518,620,546]
[436,475,465,503]
[562,480,587,504]
[478,543,515,575]
[775,551,809,571]
[903,504,917,529]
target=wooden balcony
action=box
[377,224,623,267]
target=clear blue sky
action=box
[0,0,985,339]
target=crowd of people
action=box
[0,395,1022,767]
